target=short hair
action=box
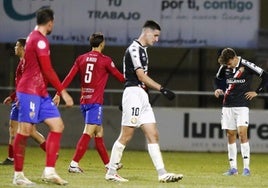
[143,20,161,31]
[36,7,54,25]
[17,38,26,47]
[218,48,237,65]
[90,32,104,48]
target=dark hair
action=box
[143,20,161,31]
[90,32,104,47]
[17,38,26,47]
[36,7,54,25]
[218,48,237,65]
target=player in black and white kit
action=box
[105,20,183,183]
[214,48,268,176]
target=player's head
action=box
[140,20,161,47]
[90,32,105,51]
[36,7,54,35]
[218,48,237,67]
[15,38,26,58]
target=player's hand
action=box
[214,89,224,98]
[160,87,175,100]
[3,96,12,105]
[245,91,257,100]
[60,89,74,107]
[53,94,61,106]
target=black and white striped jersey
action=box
[214,57,267,107]
[123,40,148,88]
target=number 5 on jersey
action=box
[84,63,94,83]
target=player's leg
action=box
[238,126,250,176]
[1,103,19,165]
[105,126,134,182]
[237,107,250,176]
[94,126,110,168]
[69,124,94,173]
[0,120,18,165]
[13,122,35,185]
[40,96,67,185]
[142,123,183,182]
[221,107,238,176]
[105,87,139,182]
[30,125,46,151]
[224,129,238,175]
[13,92,38,186]
[69,104,100,173]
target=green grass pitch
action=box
[0,145,268,187]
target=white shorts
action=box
[221,107,249,130]
[121,87,156,127]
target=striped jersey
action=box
[215,57,267,107]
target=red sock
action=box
[40,141,46,152]
[46,132,61,167]
[13,134,28,171]
[72,134,91,162]
[95,137,109,165]
[8,144,14,159]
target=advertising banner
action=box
[156,108,268,152]
[0,0,260,47]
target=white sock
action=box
[241,142,250,169]
[14,171,23,177]
[44,167,55,174]
[107,140,125,174]
[70,160,79,167]
[227,143,237,169]
[148,143,166,175]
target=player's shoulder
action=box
[27,30,48,47]
[29,30,46,40]
[98,53,112,63]
[240,57,257,69]
[128,40,145,53]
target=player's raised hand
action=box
[61,89,74,107]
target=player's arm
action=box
[57,63,79,95]
[214,65,226,98]
[39,55,64,92]
[53,64,78,105]
[245,71,268,100]
[136,68,175,100]
[136,68,161,91]
[39,55,73,106]
[107,61,125,83]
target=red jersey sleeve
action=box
[106,61,125,83]
[56,62,79,95]
[39,55,64,93]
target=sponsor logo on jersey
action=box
[226,78,245,84]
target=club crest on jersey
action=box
[131,117,137,124]
[29,111,35,119]
[37,40,46,49]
